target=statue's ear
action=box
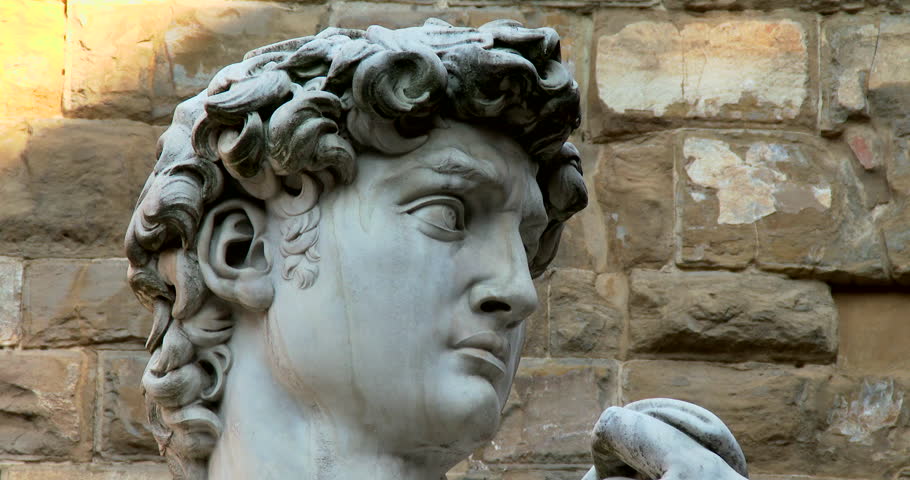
[196,199,274,311]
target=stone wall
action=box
[1,0,909,479]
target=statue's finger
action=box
[624,399,747,478]
[593,407,707,479]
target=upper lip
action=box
[453,331,509,364]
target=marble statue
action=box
[125,19,749,480]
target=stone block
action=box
[868,15,910,135]
[0,0,65,118]
[590,12,814,138]
[478,358,618,464]
[549,269,625,358]
[835,292,910,373]
[23,259,150,347]
[629,270,837,363]
[0,258,23,347]
[0,119,158,258]
[676,131,889,283]
[1,464,170,480]
[819,15,879,132]
[0,350,94,461]
[622,360,831,475]
[99,351,157,457]
[65,0,174,120]
[594,133,674,270]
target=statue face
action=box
[264,120,546,459]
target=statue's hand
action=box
[583,398,749,480]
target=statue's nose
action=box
[467,228,538,329]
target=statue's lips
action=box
[453,332,508,376]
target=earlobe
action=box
[197,199,274,311]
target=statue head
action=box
[126,19,585,480]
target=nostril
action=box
[480,300,511,313]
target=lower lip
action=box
[456,348,507,379]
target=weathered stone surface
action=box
[595,133,674,270]
[0,258,23,347]
[65,0,173,120]
[835,292,910,373]
[0,0,65,118]
[1,464,170,480]
[23,259,151,347]
[99,351,157,457]
[478,359,618,464]
[819,15,878,132]
[0,350,94,460]
[629,270,837,363]
[0,119,158,258]
[868,15,910,135]
[549,269,625,358]
[622,360,828,474]
[591,14,812,138]
[676,131,889,282]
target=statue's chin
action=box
[426,372,505,454]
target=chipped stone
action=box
[828,379,904,445]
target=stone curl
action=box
[124,18,586,480]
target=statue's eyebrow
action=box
[418,148,502,187]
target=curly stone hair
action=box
[125,19,586,480]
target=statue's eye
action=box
[405,196,465,239]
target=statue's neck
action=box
[206,316,448,480]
